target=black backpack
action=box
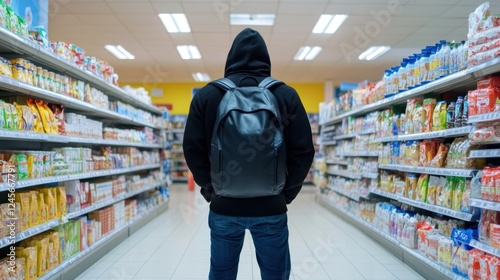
[209,77,287,198]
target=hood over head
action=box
[224,28,271,77]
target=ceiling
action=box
[48,0,498,85]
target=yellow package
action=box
[0,260,9,280]
[29,190,38,227]
[14,258,26,280]
[16,247,37,280]
[50,231,61,264]
[35,237,48,276]
[2,100,12,129]
[26,98,43,133]
[7,103,18,130]
[15,192,31,230]
[42,102,59,134]
[56,186,67,217]
[14,102,24,130]
[38,193,48,224]
[47,241,56,270]
[40,188,57,220]
[0,100,6,128]
[35,100,51,134]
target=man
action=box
[183,28,315,280]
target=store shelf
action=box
[0,27,161,115]
[171,129,185,133]
[0,164,161,191]
[326,169,362,180]
[317,194,466,280]
[171,149,184,153]
[333,129,375,140]
[377,164,478,178]
[326,159,348,165]
[321,141,337,146]
[171,166,189,171]
[469,149,500,158]
[370,188,400,200]
[38,200,169,280]
[0,75,160,129]
[0,218,63,249]
[399,197,476,221]
[363,172,379,179]
[469,198,500,211]
[469,240,500,258]
[66,180,167,219]
[468,111,500,124]
[321,126,336,133]
[374,126,474,143]
[338,151,380,157]
[328,187,362,202]
[172,176,188,181]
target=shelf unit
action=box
[168,115,188,182]
[318,58,500,279]
[0,25,170,280]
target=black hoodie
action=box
[183,28,315,217]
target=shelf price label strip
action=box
[369,188,399,200]
[469,149,500,159]
[469,240,500,258]
[326,160,348,165]
[319,195,467,280]
[469,198,500,211]
[378,164,477,178]
[375,126,474,143]
[398,197,475,221]
[0,164,161,191]
[38,201,169,280]
[330,187,361,202]
[327,170,362,180]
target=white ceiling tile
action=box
[323,4,359,14]
[277,3,328,14]
[188,13,228,25]
[151,2,184,13]
[117,14,161,25]
[107,2,156,14]
[404,0,460,5]
[192,24,230,33]
[399,5,450,16]
[182,2,222,14]
[76,14,122,25]
[231,2,279,13]
[440,5,478,18]
[63,3,113,14]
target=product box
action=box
[94,180,113,202]
[79,216,88,251]
[64,180,81,212]
[79,181,91,208]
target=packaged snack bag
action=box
[461,179,473,213]
[38,193,48,224]
[468,249,482,280]
[56,186,67,217]
[43,101,58,134]
[29,190,38,227]
[0,1,7,28]
[438,177,455,208]
[2,100,12,129]
[422,98,437,132]
[35,99,52,133]
[438,236,453,268]
[10,153,28,181]
[50,104,65,135]
[40,188,57,220]
[16,246,37,280]
[416,174,429,202]
[26,98,43,133]
[50,231,62,264]
[8,103,19,130]
[453,177,466,211]
[429,143,449,168]
[427,176,440,205]
[413,103,426,133]
[489,257,500,280]
[405,141,420,166]
[20,104,34,131]
[0,100,6,128]
[15,192,30,230]
[35,237,49,276]
[405,173,418,199]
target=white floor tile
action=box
[75,184,428,280]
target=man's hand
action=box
[200,188,214,203]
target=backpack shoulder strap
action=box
[259,77,284,90]
[210,78,237,91]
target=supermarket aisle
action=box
[75,184,424,280]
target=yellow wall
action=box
[127,82,323,115]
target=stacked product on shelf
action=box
[168,115,188,181]
[0,6,171,279]
[316,3,500,279]
[305,113,319,184]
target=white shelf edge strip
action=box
[374,126,474,143]
[329,187,360,201]
[318,195,466,279]
[0,180,168,249]
[377,164,477,178]
[326,160,348,165]
[469,149,500,158]
[469,240,500,258]
[0,27,161,115]
[398,197,474,221]
[0,164,161,191]
[38,201,169,280]
[327,170,362,180]
[469,198,500,211]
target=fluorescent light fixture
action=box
[358,46,391,60]
[104,45,135,60]
[176,45,201,60]
[158,13,191,33]
[294,46,322,60]
[313,14,348,34]
[230,14,275,26]
[192,72,211,82]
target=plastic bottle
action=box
[434,43,442,80]
[420,50,430,84]
[441,42,451,77]
[454,96,464,128]
[449,43,458,74]
[407,57,415,89]
[391,66,400,95]
[446,101,456,129]
[383,69,392,96]
[398,59,408,92]
[414,54,421,87]
[429,47,436,82]
[459,40,468,71]
[462,94,469,126]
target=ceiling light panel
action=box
[177,45,202,60]
[358,46,391,61]
[313,14,348,34]
[105,45,135,60]
[159,13,191,33]
[294,46,322,61]
[192,72,211,82]
[230,14,276,26]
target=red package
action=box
[468,249,483,280]
[469,90,478,116]
[476,87,500,115]
[480,254,494,280]
[482,167,495,201]
[491,224,500,248]
[489,257,500,280]
[478,76,500,89]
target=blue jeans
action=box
[208,211,291,280]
